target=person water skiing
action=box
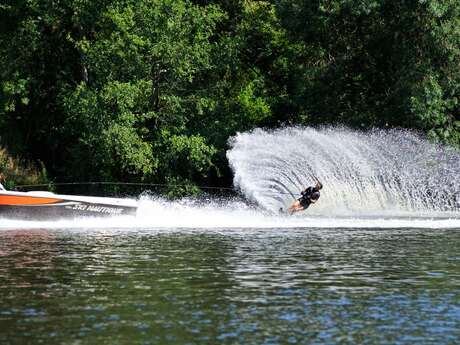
[287,180,323,214]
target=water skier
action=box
[287,181,323,214]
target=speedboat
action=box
[0,189,137,220]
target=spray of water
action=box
[1,196,459,230]
[1,127,460,230]
[227,127,460,216]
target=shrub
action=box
[0,147,50,190]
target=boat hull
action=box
[0,191,137,220]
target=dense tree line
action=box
[1,0,459,193]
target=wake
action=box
[0,196,459,230]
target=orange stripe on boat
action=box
[0,195,63,205]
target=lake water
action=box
[1,222,459,344]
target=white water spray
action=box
[1,196,459,230]
[227,127,460,216]
[1,127,460,230]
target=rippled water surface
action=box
[1,227,459,344]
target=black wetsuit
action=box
[299,186,320,209]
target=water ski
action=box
[279,207,292,215]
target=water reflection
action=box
[0,228,459,344]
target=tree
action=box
[275,0,460,145]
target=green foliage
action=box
[237,80,271,124]
[274,0,460,135]
[163,176,202,199]
[409,74,447,128]
[1,0,460,194]
[0,147,50,190]
[1,78,29,112]
[162,133,217,178]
